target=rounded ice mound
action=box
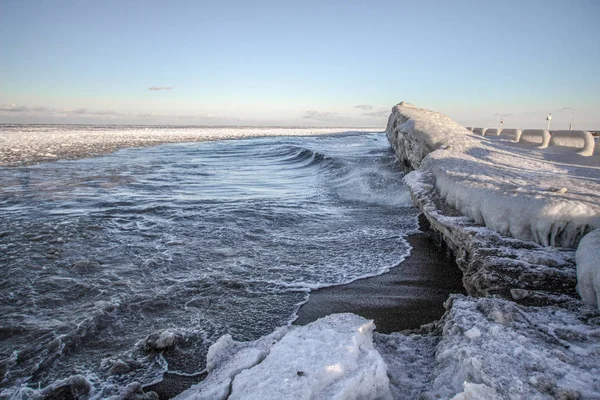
[176,313,391,400]
[229,313,391,400]
[575,229,600,310]
[576,229,600,310]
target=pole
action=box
[546,113,552,131]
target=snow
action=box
[520,129,551,148]
[576,229,600,309]
[483,128,500,136]
[0,125,381,167]
[425,295,600,399]
[548,130,595,156]
[173,327,289,400]
[176,314,392,400]
[499,128,522,142]
[386,102,600,248]
[376,295,600,399]
[385,102,472,169]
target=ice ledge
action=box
[386,102,600,248]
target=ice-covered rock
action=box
[576,229,600,309]
[385,102,472,170]
[176,314,391,400]
[387,102,600,248]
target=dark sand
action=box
[294,215,466,333]
[145,215,465,398]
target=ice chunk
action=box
[229,314,391,400]
[174,327,290,400]
[450,382,501,400]
[576,229,600,309]
[423,295,600,399]
[463,327,481,339]
[177,314,391,400]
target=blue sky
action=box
[1,0,599,128]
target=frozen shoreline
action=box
[3,118,599,399]
[174,104,600,399]
[0,125,380,167]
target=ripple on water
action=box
[0,132,417,398]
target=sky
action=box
[1,0,599,129]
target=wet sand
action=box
[294,214,466,333]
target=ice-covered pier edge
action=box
[177,103,600,400]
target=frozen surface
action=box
[483,128,500,136]
[549,130,595,156]
[499,128,522,142]
[176,314,392,400]
[576,229,600,309]
[520,129,551,148]
[376,295,600,399]
[0,125,380,166]
[427,295,600,399]
[386,103,600,248]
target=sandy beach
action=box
[295,214,465,333]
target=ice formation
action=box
[386,103,600,248]
[499,128,522,142]
[576,229,600,309]
[483,128,500,136]
[376,295,600,399]
[176,314,391,400]
[548,130,595,156]
[519,129,551,148]
[0,125,380,167]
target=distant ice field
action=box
[0,130,417,398]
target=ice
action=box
[520,129,550,148]
[0,125,381,167]
[173,327,290,400]
[576,229,600,309]
[548,130,595,156]
[424,295,600,399]
[450,382,501,400]
[499,128,522,142]
[483,128,500,136]
[386,102,600,248]
[177,314,391,400]
[376,296,600,399]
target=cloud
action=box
[354,104,373,110]
[0,103,245,124]
[148,86,173,91]
[362,108,390,118]
[0,104,30,112]
[302,110,338,120]
[492,113,514,118]
[557,107,575,113]
[0,103,156,119]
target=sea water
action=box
[0,130,418,398]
